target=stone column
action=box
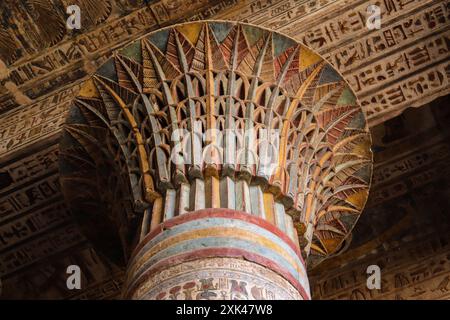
[59,21,372,300]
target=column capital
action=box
[59,21,372,299]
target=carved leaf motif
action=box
[60,22,372,266]
[0,29,18,64]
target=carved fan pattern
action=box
[60,21,372,266]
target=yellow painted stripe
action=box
[129,226,304,279]
[263,192,275,224]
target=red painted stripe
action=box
[132,208,304,265]
[125,247,310,300]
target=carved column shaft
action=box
[125,209,309,300]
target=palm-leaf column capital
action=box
[59,21,372,299]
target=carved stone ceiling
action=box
[0,0,449,299]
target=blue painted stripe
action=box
[131,217,305,272]
[129,236,305,291]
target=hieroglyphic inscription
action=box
[0,174,61,220]
[0,223,85,277]
[213,0,341,27]
[0,201,70,250]
[186,0,239,21]
[367,164,450,207]
[150,0,226,24]
[360,61,450,123]
[343,33,449,96]
[0,246,123,299]
[311,232,450,300]
[0,85,80,156]
[371,143,450,186]
[0,144,59,192]
[69,277,124,300]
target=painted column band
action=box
[124,209,310,300]
[130,257,304,300]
